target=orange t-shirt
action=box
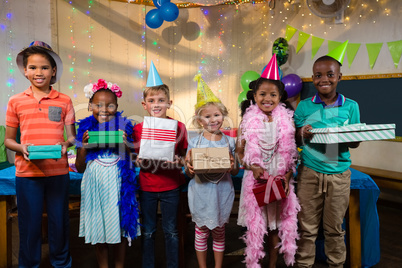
[6,87,75,177]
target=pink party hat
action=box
[261,54,280,80]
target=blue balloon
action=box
[153,0,170,9]
[160,2,179,22]
[146,9,163,29]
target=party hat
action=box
[261,54,280,80]
[327,40,348,66]
[194,74,221,110]
[146,61,163,87]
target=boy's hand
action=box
[22,143,34,161]
[162,155,184,169]
[56,141,69,155]
[346,141,361,148]
[301,125,314,140]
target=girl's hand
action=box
[283,170,293,196]
[120,129,134,151]
[251,164,264,180]
[82,130,90,144]
[184,149,195,177]
[82,130,97,149]
[228,153,235,172]
[22,143,34,161]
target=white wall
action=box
[350,140,402,173]
[0,0,52,124]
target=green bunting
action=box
[296,31,310,53]
[285,25,297,42]
[311,36,325,59]
[366,43,383,69]
[284,24,401,69]
[346,43,361,68]
[387,40,402,69]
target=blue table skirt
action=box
[0,166,380,267]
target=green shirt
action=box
[294,93,360,174]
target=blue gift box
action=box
[28,145,62,160]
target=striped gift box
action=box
[138,116,178,161]
[310,123,396,144]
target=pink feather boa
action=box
[239,103,300,267]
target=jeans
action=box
[139,188,180,268]
[16,174,72,268]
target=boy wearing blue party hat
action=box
[133,61,188,268]
[294,41,361,268]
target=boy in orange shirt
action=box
[5,41,75,267]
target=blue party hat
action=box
[146,61,163,87]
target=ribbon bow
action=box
[264,173,286,204]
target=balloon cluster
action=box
[237,37,303,105]
[146,0,179,29]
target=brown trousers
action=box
[295,165,351,268]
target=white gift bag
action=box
[138,116,178,162]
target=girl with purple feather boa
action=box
[75,79,140,268]
[236,76,300,268]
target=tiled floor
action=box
[10,200,402,267]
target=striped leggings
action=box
[194,225,225,252]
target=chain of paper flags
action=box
[284,24,402,69]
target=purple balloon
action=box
[282,74,302,98]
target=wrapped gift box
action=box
[252,176,286,206]
[28,145,62,160]
[191,147,231,174]
[310,123,396,144]
[138,116,178,162]
[88,131,123,144]
[221,128,238,138]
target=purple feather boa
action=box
[239,103,300,267]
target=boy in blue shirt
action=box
[294,51,360,268]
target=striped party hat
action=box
[261,54,280,80]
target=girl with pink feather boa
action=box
[236,77,300,268]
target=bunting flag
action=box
[296,31,310,53]
[285,25,297,42]
[366,43,383,69]
[285,24,402,69]
[387,40,402,69]
[328,40,343,54]
[311,36,325,59]
[346,43,361,68]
